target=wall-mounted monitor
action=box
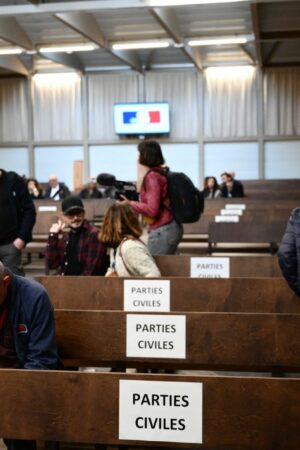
[113,102,170,135]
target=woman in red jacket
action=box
[121,140,183,255]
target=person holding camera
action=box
[120,140,183,255]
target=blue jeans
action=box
[148,220,183,255]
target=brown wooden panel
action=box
[0,370,299,449]
[55,310,300,371]
[208,221,286,244]
[36,276,300,313]
[153,255,282,277]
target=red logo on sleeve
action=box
[17,324,28,334]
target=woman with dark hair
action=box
[26,178,44,199]
[203,176,222,199]
[99,203,160,277]
[120,139,183,255]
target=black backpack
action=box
[146,169,204,223]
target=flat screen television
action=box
[113,102,170,135]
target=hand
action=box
[118,195,131,205]
[49,219,65,234]
[13,238,25,251]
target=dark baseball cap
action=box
[61,196,84,215]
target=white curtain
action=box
[145,71,199,140]
[204,66,258,137]
[88,73,139,140]
[264,68,300,136]
[0,78,28,141]
[33,73,83,141]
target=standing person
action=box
[203,176,222,199]
[44,174,70,200]
[278,208,300,296]
[0,169,36,275]
[121,140,183,255]
[220,172,245,198]
[0,261,59,450]
[45,196,108,276]
[99,203,161,277]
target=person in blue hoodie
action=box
[0,261,59,450]
[278,208,300,297]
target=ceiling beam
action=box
[39,52,84,72]
[55,12,106,48]
[110,49,142,73]
[250,3,263,67]
[183,46,203,71]
[0,17,33,51]
[150,7,203,71]
[239,44,256,64]
[261,30,300,40]
[150,7,182,43]
[0,55,28,76]
[54,11,142,72]
[263,42,281,65]
[1,0,299,16]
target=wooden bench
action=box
[36,276,299,313]
[208,220,287,254]
[153,255,282,277]
[0,370,299,449]
[54,309,300,372]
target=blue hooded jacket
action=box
[6,271,59,369]
[278,208,300,297]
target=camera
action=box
[96,173,139,201]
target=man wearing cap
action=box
[45,196,108,276]
[0,261,59,449]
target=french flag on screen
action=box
[123,110,161,124]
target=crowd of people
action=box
[0,141,299,449]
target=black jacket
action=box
[221,180,245,198]
[45,183,70,200]
[3,170,36,244]
[278,208,300,296]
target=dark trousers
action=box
[3,439,36,450]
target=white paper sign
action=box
[215,215,239,222]
[119,380,203,444]
[38,206,57,212]
[124,280,170,312]
[126,314,186,359]
[220,209,243,216]
[225,204,246,210]
[190,257,230,278]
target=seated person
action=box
[45,196,108,275]
[26,177,44,199]
[0,261,59,450]
[99,203,161,277]
[203,176,222,198]
[44,174,70,200]
[220,172,245,198]
[79,177,102,199]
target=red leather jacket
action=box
[131,168,173,230]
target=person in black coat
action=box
[278,208,300,296]
[220,172,245,198]
[0,169,36,275]
[44,174,70,200]
[79,177,102,199]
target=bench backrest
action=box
[36,276,300,313]
[0,370,298,449]
[55,309,300,372]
